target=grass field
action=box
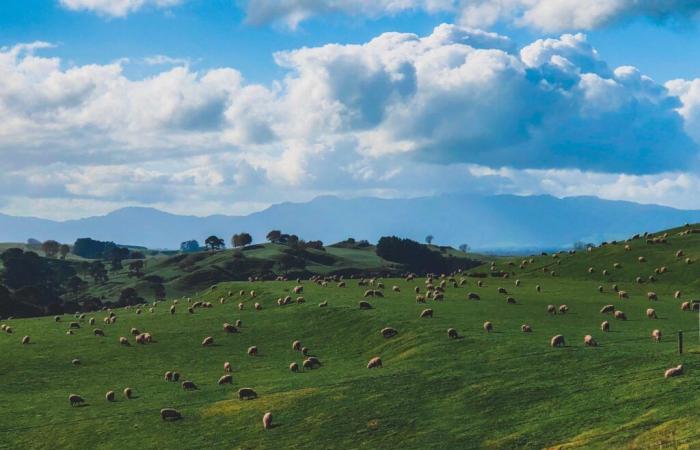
[2,227,700,449]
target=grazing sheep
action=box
[181,381,197,390]
[483,321,493,333]
[93,329,104,337]
[318,301,328,307]
[600,305,615,314]
[72,358,81,365]
[238,388,258,400]
[136,332,152,344]
[164,371,173,382]
[105,391,115,402]
[248,346,258,356]
[614,311,627,320]
[301,347,309,356]
[21,335,30,345]
[89,318,95,325]
[254,303,262,311]
[646,308,657,319]
[497,287,508,294]
[250,291,256,297]
[467,292,480,300]
[119,336,129,346]
[547,304,556,315]
[218,374,233,385]
[652,329,662,343]
[602,270,609,276]
[55,316,61,322]
[202,336,214,347]
[664,364,683,379]
[618,291,629,300]
[262,412,272,430]
[477,280,484,287]
[68,394,85,407]
[675,290,682,299]
[433,293,444,301]
[558,305,568,314]
[223,323,238,333]
[296,296,305,304]
[536,285,541,293]
[367,356,383,369]
[169,306,176,315]
[392,286,400,293]
[550,335,565,347]
[506,296,517,304]
[521,324,532,332]
[289,362,299,372]
[161,408,182,421]
[584,335,597,347]
[515,280,521,287]
[638,256,646,263]
[598,286,604,293]
[293,286,303,294]
[292,340,302,351]
[447,328,459,339]
[357,300,373,310]
[381,327,398,338]
[601,321,610,332]
[420,309,433,318]
[415,295,426,303]
[612,284,619,292]
[130,328,140,336]
[681,301,691,311]
[303,357,321,369]
[123,388,134,399]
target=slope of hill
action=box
[2,224,700,448]
[3,194,700,250]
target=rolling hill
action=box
[2,224,700,448]
[3,194,700,251]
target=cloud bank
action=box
[244,0,700,31]
[1,25,700,219]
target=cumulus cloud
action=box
[1,25,699,219]
[58,0,182,17]
[243,0,700,31]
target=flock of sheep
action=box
[2,227,696,434]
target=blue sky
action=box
[2,0,700,219]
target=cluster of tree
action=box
[204,236,225,251]
[332,238,371,249]
[0,248,81,318]
[180,240,201,252]
[72,238,143,260]
[266,230,324,251]
[376,236,479,274]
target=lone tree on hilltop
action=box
[232,233,253,248]
[42,240,60,258]
[205,235,225,251]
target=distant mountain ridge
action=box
[2,194,700,252]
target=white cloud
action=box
[1,25,699,219]
[244,0,700,31]
[59,0,182,17]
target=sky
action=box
[2,0,700,220]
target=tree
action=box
[0,248,50,289]
[153,283,166,300]
[425,235,434,245]
[66,275,87,298]
[73,238,119,259]
[232,232,253,248]
[180,240,200,253]
[128,260,144,278]
[266,230,282,243]
[59,244,70,259]
[42,240,60,258]
[205,235,225,251]
[89,261,109,284]
[459,244,470,253]
[119,287,143,306]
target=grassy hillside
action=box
[81,243,482,302]
[2,226,700,448]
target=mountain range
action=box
[2,194,700,252]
